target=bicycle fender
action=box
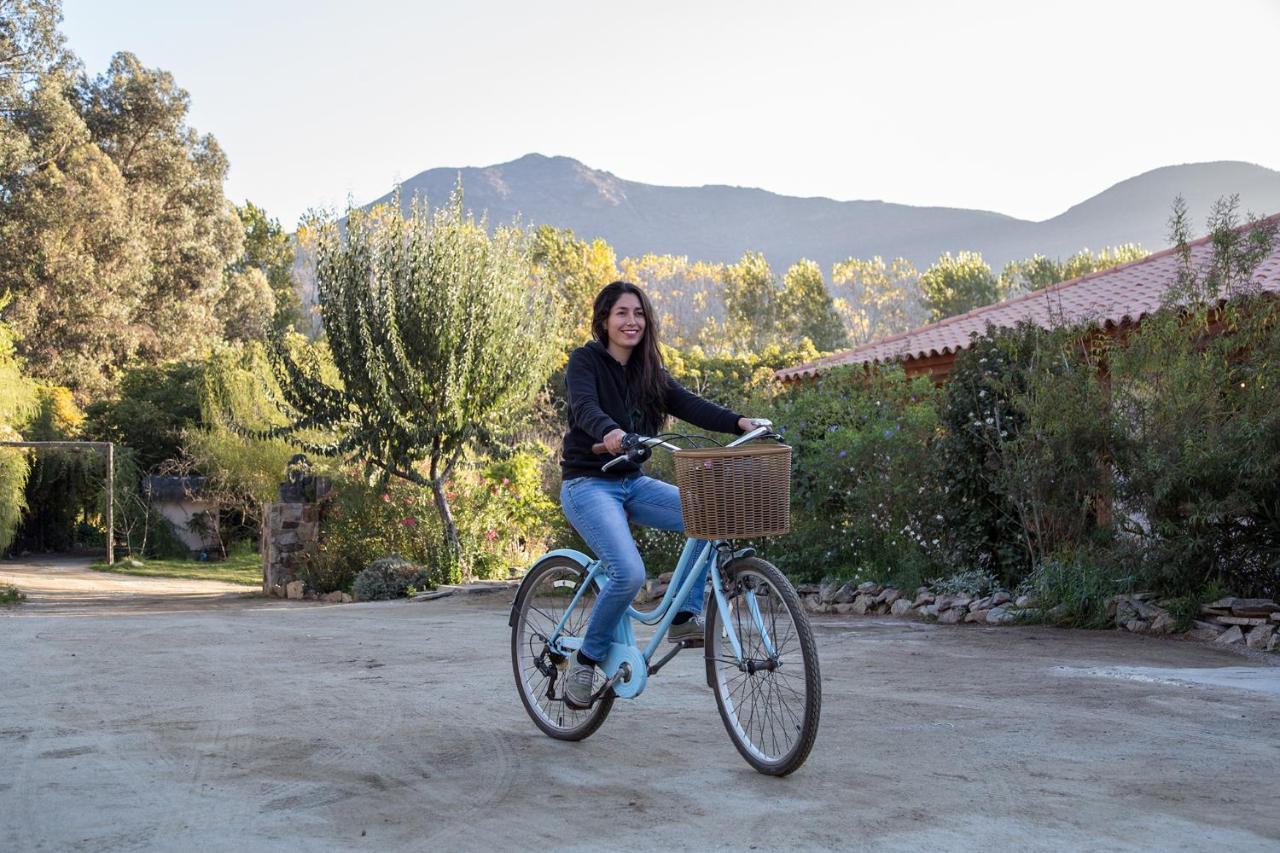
[507,549,595,628]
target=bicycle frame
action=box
[540,425,780,699]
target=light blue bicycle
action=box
[509,422,821,776]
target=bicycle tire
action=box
[511,556,615,741]
[705,556,821,775]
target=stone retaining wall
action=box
[790,580,1280,651]
[628,572,1279,652]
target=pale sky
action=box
[61,0,1280,230]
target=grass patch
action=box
[91,541,261,587]
[1,584,25,605]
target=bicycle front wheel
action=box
[511,556,614,741]
[705,556,821,775]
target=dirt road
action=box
[2,564,1278,851]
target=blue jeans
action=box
[560,474,705,662]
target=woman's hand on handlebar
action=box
[738,417,766,433]
[598,428,627,455]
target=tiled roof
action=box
[777,214,1280,381]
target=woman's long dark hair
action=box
[592,281,667,430]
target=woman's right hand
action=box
[601,428,627,455]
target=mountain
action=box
[366,155,1280,273]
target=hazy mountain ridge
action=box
[367,155,1280,273]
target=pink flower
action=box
[501,477,510,486]
[401,517,416,527]
[485,528,498,542]
[381,493,391,502]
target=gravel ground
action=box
[2,557,1278,852]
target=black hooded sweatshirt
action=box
[560,340,745,480]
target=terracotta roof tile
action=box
[777,213,1280,381]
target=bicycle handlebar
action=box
[596,420,776,472]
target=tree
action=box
[256,194,560,573]
[617,253,726,353]
[217,267,275,343]
[998,245,1148,297]
[77,51,242,363]
[0,296,38,552]
[0,0,77,184]
[721,251,779,352]
[830,255,926,344]
[528,224,617,346]
[82,360,204,472]
[229,201,300,333]
[778,259,848,352]
[919,251,998,321]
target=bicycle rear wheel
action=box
[705,556,821,775]
[511,556,614,741]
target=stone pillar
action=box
[261,501,321,597]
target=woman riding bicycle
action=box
[559,280,762,709]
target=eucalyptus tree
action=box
[262,194,560,568]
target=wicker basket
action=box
[673,444,791,540]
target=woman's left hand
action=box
[738,417,763,433]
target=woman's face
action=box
[606,292,646,351]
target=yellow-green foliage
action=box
[0,306,39,551]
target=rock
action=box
[913,591,935,607]
[1014,594,1035,608]
[1149,611,1177,635]
[857,581,881,596]
[1269,632,1279,652]
[952,595,973,611]
[851,596,871,615]
[1124,619,1149,634]
[1228,599,1279,618]
[1133,599,1163,620]
[1186,620,1225,641]
[1214,626,1245,645]
[322,591,344,603]
[341,593,353,603]
[285,580,305,600]
[834,602,857,615]
[935,596,954,612]
[1212,616,1268,627]
[890,598,913,616]
[876,588,902,606]
[986,607,1015,626]
[922,604,939,618]
[832,582,858,604]
[970,596,992,612]
[966,609,989,623]
[658,571,674,584]
[1199,605,1231,617]
[938,607,964,625]
[1113,598,1139,627]
[794,583,820,595]
[1046,604,1070,624]
[126,558,145,568]
[1206,596,1240,610]
[1273,612,1280,622]
[991,591,1011,606]
[803,596,823,614]
[818,578,840,605]
[1018,608,1042,621]
[1245,624,1274,650]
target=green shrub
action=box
[351,555,429,601]
[0,584,25,605]
[761,364,948,586]
[929,568,1001,597]
[1016,551,1133,628]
